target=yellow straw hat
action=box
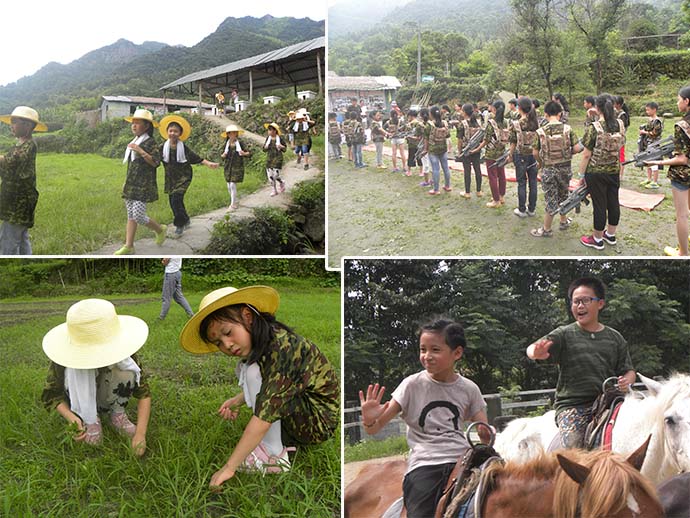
[42,299,149,369]
[125,108,159,128]
[179,286,280,354]
[159,115,192,141]
[0,106,48,132]
[222,123,245,138]
[263,122,282,135]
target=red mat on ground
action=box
[362,144,666,211]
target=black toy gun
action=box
[415,144,427,162]
[637,124,648,153]
[457,129,485,160]
[622,136,674,168]
[554,184,589,216]
[487,150,511,169]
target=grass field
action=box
[30,153,265,255]
[0,285,340,517]
[327,115,681,267]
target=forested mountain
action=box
[0,16,324,115]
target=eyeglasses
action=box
[571,296,601,306]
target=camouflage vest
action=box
[513,120,537,156]
[328,121,341,144]
[428,121,450,147]
[489,119,510,146]
[462,120,481,141]
[536,124,573,166]
[343,120,355,138]
[676,119,690,141]
[590,120,625,168]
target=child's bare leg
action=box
[125,220,137,248]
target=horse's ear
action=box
[557,453,590,485]
[626,435,652,472]
[638,373,663,396]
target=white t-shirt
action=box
[164,258,182,274]
[392,370,486,474]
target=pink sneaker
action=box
[270,189,279,197]
[238,443,295,474]
[110,411,136,438]
[83,419,103,445]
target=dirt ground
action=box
[327,116,679,268]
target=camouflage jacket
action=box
[292,120,314,146]
[484,119,509,160]
[41,353,151,411]
[159,142,203,195]
[370,120,386,143]
[642,117,663,144]
[327,120,342,144]
[582,122,623,175]
[669,114,690,185]
[263,136,286,170]
[122,137,161,202]
[252,328,339,444]
[0,139,38,227]
[222,139,247,183]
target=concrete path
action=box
[95,117,321,255]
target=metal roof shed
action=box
[160,37,325,106]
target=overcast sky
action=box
[0,0,325,87]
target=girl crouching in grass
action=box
[41,299,151,456]
[179,285,339,488]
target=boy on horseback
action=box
[359,319,488,518]
[526,277,636,449]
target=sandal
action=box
[531,227,553,238]
[559,218,573,231]
[238,443,296,475]
[110,411,136,438]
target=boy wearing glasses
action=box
[526,277,635,448]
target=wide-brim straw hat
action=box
[222,123,245,138]
[159,114,192,141]
[125,108,159,128]
[263,122,282,135]
[42,299,149,369]
[0,106,48,132]
[179,286,279,354]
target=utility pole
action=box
[416,23,421,86]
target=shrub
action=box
[290,178,324,212]
[204,206,299,255]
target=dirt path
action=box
[95,116,321,255]
[327,141,676,268]
[343,454,406,487]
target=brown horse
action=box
[344,459,407,518]
[480,438,664,518]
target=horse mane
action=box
[553,449,659,518]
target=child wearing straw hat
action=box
[292,109,315,170]
[158,115,219,237]
[115,108,166,255]
[179,286,339,488]
[41,299,152,456]
[263,122,287,196]
[221,124,250,210]
[0,106,47,254]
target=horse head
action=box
[555,436,663,518]
[638,372,690,476]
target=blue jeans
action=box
[353,144,364,167]
[429,152,450,191]
[0,221,32,255]
[515,152,538,212]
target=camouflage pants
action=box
[65,365,138,416]
[542,164,572,216]
[556,405,592,449]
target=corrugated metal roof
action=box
[327,75,402,91]
[160,37,325,90]
[102,95,213,108]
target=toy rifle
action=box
[457,129,485,160]
[637,124,647,154]
[554,184,589,216]
[622,136,674,168]
[415,144,427,162]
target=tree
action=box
[510,0,564,97]
[566,0,627,93]
[625,19,660,52]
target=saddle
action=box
[584,383,626,450]
[434,443,502,518]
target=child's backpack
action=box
[590,120,625,168]
[328,121,341,144]
[353,121,366,144]
[462,120,481,142]
[428,122,450,148]
[343,119,356,145]
[488,119,510,147]
[513,120,537,156]
[536,124,573,166]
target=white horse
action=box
[495,373,690,484]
